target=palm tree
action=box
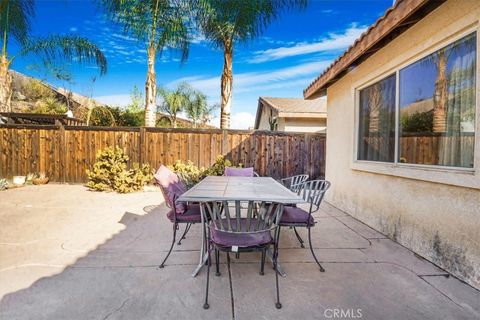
[183,86,217,128]
[101,0,191,127]
[428,34,476,133]
[157,82,191,128]
[0,0,107,112]
[196,0,306,128]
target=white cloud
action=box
[209,112,255,129]
[168,60,331,98]
[69,27,78,32]
[112,33,138,42]
[230,112,256,129]
[190,32,207,44]
[249,24,367,63]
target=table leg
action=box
[266,248,287,277]
[192,213,208,277]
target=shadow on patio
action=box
[0,185,478,320]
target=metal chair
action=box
[280,174,309,193]
[155,165,203,268]
[201,200,285,312]
[279,180,330,272]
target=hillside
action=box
[10,70,104,119]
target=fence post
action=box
[57,121,66,183]
[139,127,146,164]
[304,133,311,178]
[221,129,228,156]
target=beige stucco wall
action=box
[284,118,327,133]
[256,104,327,132]
[324,0,480,288]
[256,104,278,130]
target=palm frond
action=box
[100,0,192,62]
[196,0,306,48]
[20,35,107,75]
[0,0,35,47]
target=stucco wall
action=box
[284,118,326,133]
[324,0,480,288]
[256,104,278,130]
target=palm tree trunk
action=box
[172,115,177,128]
[0,54,12,113]
[220,42,233,129]
[368,83,381,133]
[433,50,448,133]
[145,43,157,127]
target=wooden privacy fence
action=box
[362,134,475,167]
[0,125,326,183]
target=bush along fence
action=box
[0,124,326,183]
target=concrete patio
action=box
[0,185,478,320]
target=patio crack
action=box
[418,275,476,313]
[101,298,129,320]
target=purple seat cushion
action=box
[224,167,254,177]
[280,206,314,226]
[167,204,202,223]
[154,165,187,214]
[210,218,272,247]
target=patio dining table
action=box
[177,175,305,277]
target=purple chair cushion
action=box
[210,218,272,247]
[154,165,187,214]
[224,167,254,177]
[167,204,202,223]
[280,206,314,226]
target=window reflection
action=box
[399,33,476,168]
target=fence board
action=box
[0,126,326,182]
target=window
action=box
[357,32,477,169]
[358,74,396,162]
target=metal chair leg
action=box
[159,222,177,268]
[274,227,282,309]
[260,248,265,275]
[215,248,221,276]
[293,227,305,248]
[203,243,211,309]
[177,223,191,245]
[308,227,325,272]
[227,252,235,319]
[274,242,282,309]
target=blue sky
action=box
[11,0,393,128]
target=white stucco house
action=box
[254,97,327,132]
[304,0,480,288]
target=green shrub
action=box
[169,156,243,188]
[31,97,68,114]
[401,110,433,133]
[86,147,153,193]
[168,160,206,189]
[0,178,8,191]
[204,155,234,176]
[23,79,55,101]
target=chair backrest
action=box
[281,174,309,193]
[299,180,331,213]
[200,200,283,234]
[154,165,187,213]
[224,167,255,177]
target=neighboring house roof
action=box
[401,98,434,116]
[303,0,446,99]
[255,97,326,129]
